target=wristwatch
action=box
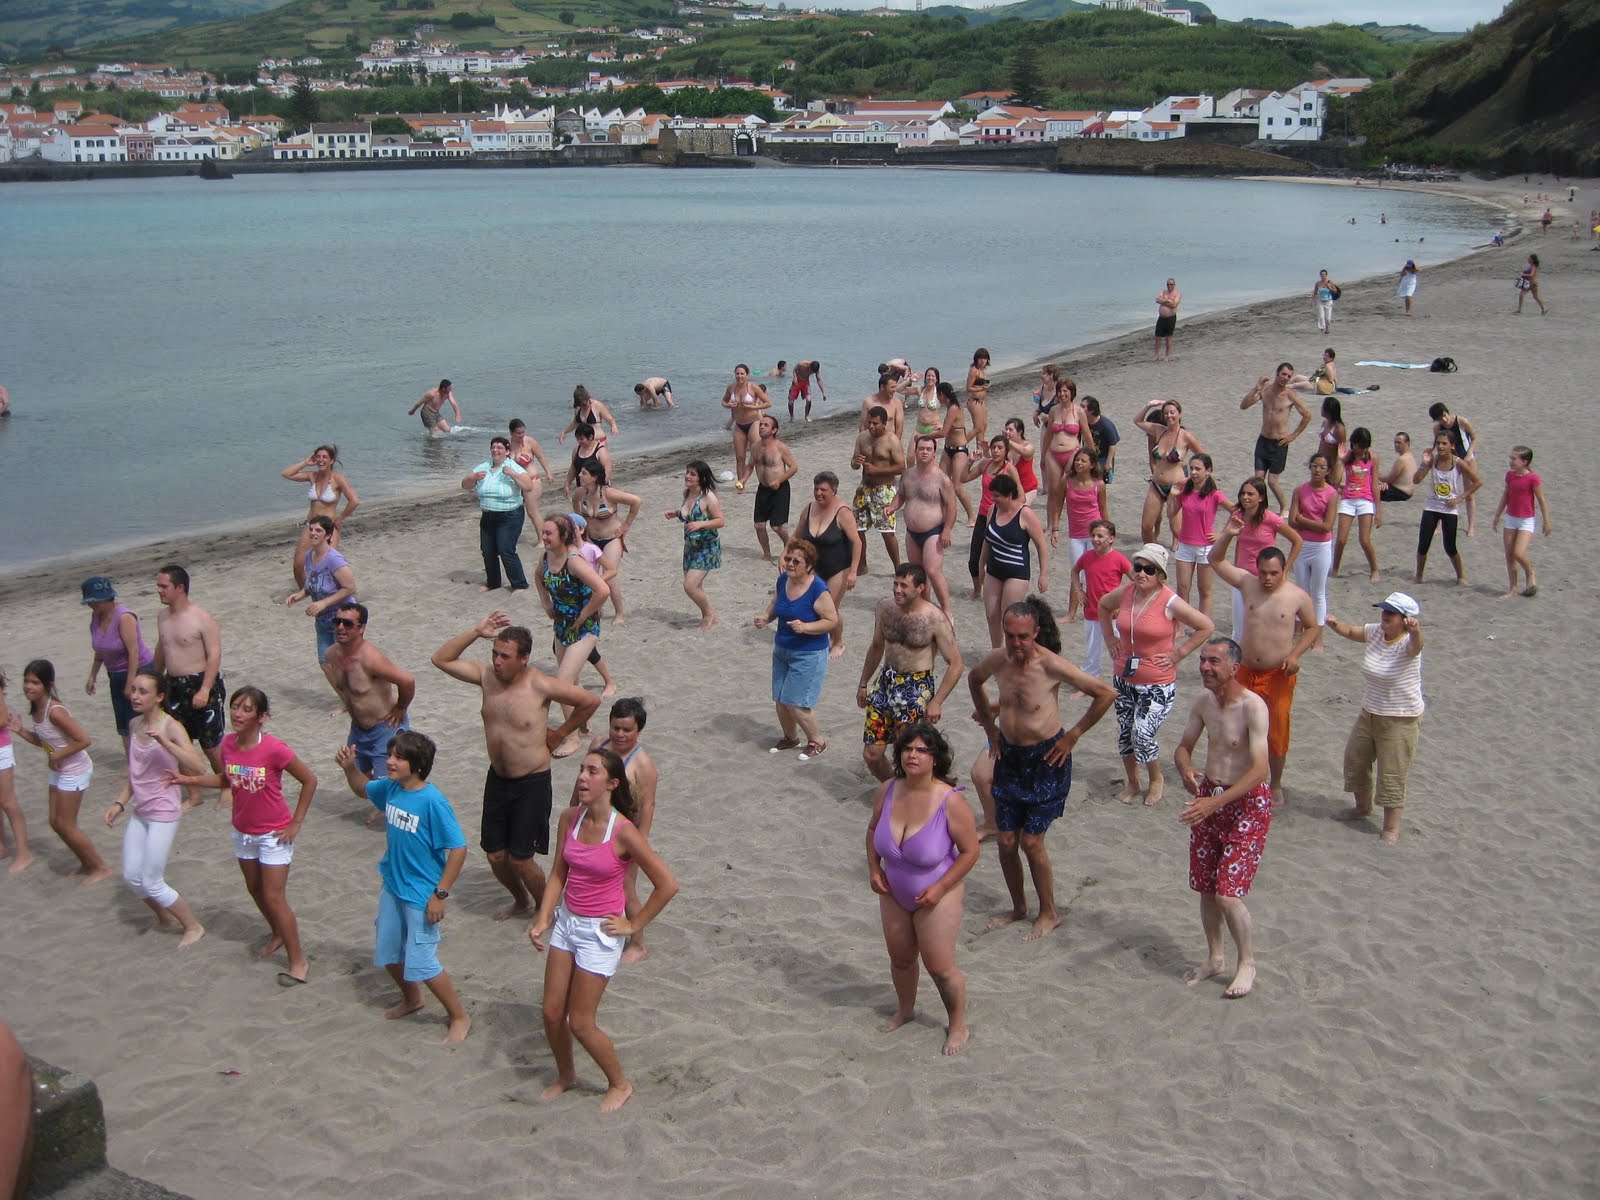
[433,889,450,900]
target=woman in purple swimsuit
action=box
[865,721,980,1055]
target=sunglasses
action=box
[1131,562,1161,575]
[332,617,361,629]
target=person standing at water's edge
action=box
[1312,269,1340,333]
[1176,636,1272,1000]
[432,613,600,922]
[721,364,770,492]
[788,359,826,422]
[1155,277,1181,360]
[409,380,460,437]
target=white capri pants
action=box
[122,813,182,909]
[1082,619,1106,677]
[1292,539,1333,624]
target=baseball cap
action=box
[1373,592,1420,617]
[80,576,116,604]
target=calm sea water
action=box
[0,167,1490,567]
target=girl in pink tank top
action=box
[12,659,109,882]
[528,748,679,1112]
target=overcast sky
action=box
[823,1,1508,29]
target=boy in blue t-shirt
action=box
[335,731,470,1043]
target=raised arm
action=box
[1241,378,1268,411]
[1206,518,1249,588]
[280,455,315,481]
[431,612,508,684]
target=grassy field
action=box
[0,0,292,60]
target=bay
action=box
[0,166,1490,567]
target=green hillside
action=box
[923,0,1215,28]
[0,0,292,60]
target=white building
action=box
[1257,88,1324,141]
[311,121,372,158]
[42,125,127,163]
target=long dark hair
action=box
[587,748,638,822]
[1237,478,1269,526]
[1181,453,1215,498]
[684,460,716,495]
[1344,427,1372,465]
[23,659,58,706]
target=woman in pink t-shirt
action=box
[1058,448,1108,570]
[1167,453,1234,620]
[1224,478,1301,638]
[172,686,318,985]
[1288,453,1339,624]
[1333,427,1382,582]
[1491,444,1554,598]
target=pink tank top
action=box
[562,809,630,917]
[129,725,182,821]
[1295,482,1336,543]
[33,702,91,775]
[1233,511,1285,574]
[1177,489,1222,547]
[1115,586,1180,686]
[978,465,1001,517]
[1341,457,1375,503]
[1065,482,1103,538]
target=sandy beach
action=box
[2,175,1595,1199]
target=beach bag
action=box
[1315,376,1335,395]
[1429,357,1458,373]
[1516,276,1532,291]
[1329,283,1342,299]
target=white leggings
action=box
[1082,619,1105,677]
[122,814,181,909]
[1292,540,1333,623]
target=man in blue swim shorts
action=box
[324,602,416,824]
[969,596,1114,941]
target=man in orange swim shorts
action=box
[1207,546,1319,808]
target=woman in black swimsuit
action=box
[1132,400,1204,544]
[965,348,991,447]
[795,472,863,660]
[936,381,977,525]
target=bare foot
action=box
[828,641,846,662]
[1333,804,1373,822]
[943,1024,971,1055]
[878,1009,915,1034]
[1456,575,1469,587]
[1522,584,1539,598]
[1184,957,1225,987]
[695,616,720,633]
[1222,963,1256,998]
[5,854,35,875]
[1498,589,1519,601]
[553,731,586,759]
[479,584,496,593]
[1412,574,1424,585]
[494,900,533,922]
[442,1014,472,1044]
[149,914,181,933]
[1113,782,1140,805]
[620,942,648,965]
[1023,912,1063,942]
[601,681,618,698]
[539,1076,579,1102]
[385,999,425,1020]
[1371,570,1381,582]
[1142,779,1165,807]
[284,958,310,984]
[985,907,1026,932]
[80,866,113,886]
[1379,829,1401,846]
[178,925,206,948]
[600,1081,634,1113]
[256,935,285,960]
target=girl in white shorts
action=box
[0,669,33,873]
[1333,427,1382,581]
[1491,445,1554,599]
[10,659,108,882]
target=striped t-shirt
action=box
[1360,623,1424,717]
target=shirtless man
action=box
[152,564,226,810]
[857,564,963,781]
[633,377,675,409]
[408,379,461,437]
[969,597,1114,941]
[788,360,827,422]
[431,613,599,920]
[750,414,798,561]
[1381,432,1417,502]
[1154,277,1181,360]
[1206,542,1319,808]
[720,364,770,492]
[324,601,416,824]
[860,372,905,443]
[1175,636,1273,1000]
[569,697,660,963]
[852,406,905,575]
[887,435,958,616]
[1242,363,1313,512]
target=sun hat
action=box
[1373,592,1420,617]
[1132,543,1170,576]
[80,576,116,604]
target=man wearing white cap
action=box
[1326,593,1424,845]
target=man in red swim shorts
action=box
[1175,635,1272,999]
[788,360,826,422]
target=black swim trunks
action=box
[754,480,791,527]
[1155,313,1177,338]
[481,767,553,859]
[162,672,227,750]
[1253,434,1289,477]
[993,731,1072,836]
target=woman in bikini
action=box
[281,445,359,586]
[1317,396,1348,488]
[536,515,612,758]
[559,385,619,446]
[795,471,863,659]
[1002,417,1039,507]
[564,424,612,503]
[911,368,944,453]
[965,348,991,447]
[935,381,976,525]
[1031,363,1060,429]
[1133,400,1203,544]
[1042,377,1094,541]
[865,721,979,1056]
[570,461,641,623]
[508,419,555,486]
[720,365,770,492]
[962,436,1021,601]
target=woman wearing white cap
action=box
[1098,543,1214,807]
[1326,593,1424,844]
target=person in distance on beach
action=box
[1175,636,1272,999]
[858,563,963,782]
[1491,445,1553,600]
[720,364,770,492]
[754,538,838,763]
[507,419,555,500]
[1241,364,1312,513]
[633,377,675,409]
[852,406,905,578]
[570,460,640,623]
[285,516,357,694]
[667,460,725,633]
[408,379,460,437]
[1133,399,1202,545]
[560,385,619,444]
[965,348,991,447]
[750,414,798,562]
[1381,432,1416,503]
[1154,277,1181,360]
[80,574,156,760]
[281,445,359,583]
[1413,432,1481,587]
[866,722,979,1056]
[788,359,826,422]
[794,471,862,660]
[463,436,537,593]
[766,361,788,378]
[322,601,415,825]
[335,731,471,1042]
[934,383,976,526]
[432,612,599,920]
[886,434,958,617]
[10,659,109,884]
[1313,269,1340,333]
[0,384,8,416]
[152,564,227,801]
[528,748,679,1114]
[969,597,1113,941]
[534,514,611,759]
[169,686,317,985]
